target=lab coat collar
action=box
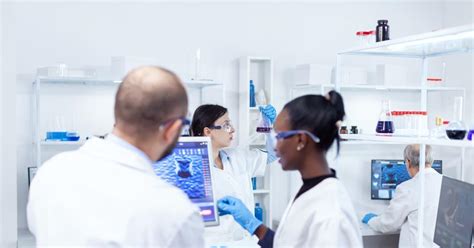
[107,133,153,164]
[80,137,156,175]
[413,167,439,178]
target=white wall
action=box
[1,1,18,246]
[4,1,473,232]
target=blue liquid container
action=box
[250,80,256,107]
[376,121,394,134]
[255,203,263,222]
[252,177,257,190]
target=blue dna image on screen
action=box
[152,140,218,225]
[371,160,442,200]
[153,153,206,199]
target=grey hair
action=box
[403,144,434,167]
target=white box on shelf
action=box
[375,64,408,86]
[294,64,333,85]
[111,56,159,80]
[37,65,96,78]
[340,66,368,85]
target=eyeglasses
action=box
[208,122,234,133]
[273,130,320,143]
[160,116,190,128]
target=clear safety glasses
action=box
[208,122,234,133]
[271,130,321,144]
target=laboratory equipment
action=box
[434,176,474,248]
[392,111,429,136]
[153,136,219,226]
[256,112,272,133]
[446,97,467,140]
[252,177,257,190]
[340,126,348,134]
[255,203,263,222]
[376,100,394,135]
[467,128,474,141]
[371,159,443,200]
[376,20,390,42]
[249,80,256,107]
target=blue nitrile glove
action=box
[259,105,277,124]
[217,196,262,234]
[265,132,277,164]
[362,213,378,224]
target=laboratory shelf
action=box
[340,134,474,148]
[182,79,222,88]
[39,140,86,146]
[338,24,473,58]
[36,77,121,85]
[253,189,271,194]
[35,77,222,88]
[292,84,466,92]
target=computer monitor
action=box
[371,159,442,200]
[152,136,219,226]
[434,176,474,248]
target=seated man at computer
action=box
[362,144,443,248]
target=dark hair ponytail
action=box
[284,90,345,154]
[191,104,228,136]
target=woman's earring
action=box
[297,144,304,151]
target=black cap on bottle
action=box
[378,20,388,24]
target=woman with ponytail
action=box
[217,91,363,247]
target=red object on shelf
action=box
[427,77,443,82]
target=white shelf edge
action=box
[253,189,270,194]
[292,84,465,92]
[39,140,86,146]
[340,134,474,148]
[36,77,222,89]
[338,24,473,57]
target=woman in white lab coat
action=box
[190,104,276,242]
[218,91,363,247]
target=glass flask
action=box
[376,100,394,134]
[446,97,467,140]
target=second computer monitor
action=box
[371,159,442,200]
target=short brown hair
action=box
[114,66,188,137]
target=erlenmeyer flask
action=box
[376,100,394,134]
[446,97,467,140]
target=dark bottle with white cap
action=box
[376,20,390,42]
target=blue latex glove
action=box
[217,196,262,234]
[259,105,277,124]
[362,213,378,224]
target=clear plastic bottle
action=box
[376,100,394,134]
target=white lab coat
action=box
[27,137,204,247]
[274,178,363,248]
[368,168,442,248]
[205,148,267,242]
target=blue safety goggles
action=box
[272,130,321,144]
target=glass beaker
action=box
[446,97,467,140]
[376,100,394,134]
[256,111,272,133]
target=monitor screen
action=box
[434,176,474,248]
[371,159,442,200]
[153,137,219,226]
